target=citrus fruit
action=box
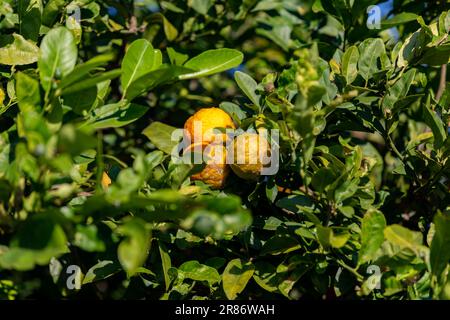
[230,132,271,181]
[183,142,229,189]
[101,171,112,189]
[0,86,4,106]
[184,107,235,145]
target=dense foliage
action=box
[0,0,449,300]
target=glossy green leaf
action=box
[235,71,261,107]
[82,260,122,284]
[121,39,155,95]
[384,224,424,253]
[421,95,447,148]
[125,66,192,100]
[381,13,419,28]
[383,69,416,114]
[358,38,386,81]
[61,69,121,95]
[142,121,180,155]
[260,234,301,255]
[341,45,359,85]
[167,47,189,66]
[178,260,220,286]
[179,49,243,80]
[222,259,255,300]
[190,0,214,15]
[38,27,77,92]
[59,53,114,89]
[317,226,350,249]
[86,102,148,130]
[359,210,387,264]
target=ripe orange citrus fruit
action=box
[0,86,4,106]
[184,107,235,145]
[101,171,112,189]
[230,132,271,181]
[183,142,229,189]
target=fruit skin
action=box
[184,107,236,145]
[230,132,271,181]
[101,171,112,189]
[184,142,229,189]
[0,86,4,105]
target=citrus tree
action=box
[0,0,449,300]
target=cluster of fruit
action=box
[183,107,271,189]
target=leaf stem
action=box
[337,259,364,282]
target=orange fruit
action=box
[101,171,112,189]
[184,107,235,145]
[0,86,4,106]
[183,142,229,189]
[230,132,271,181]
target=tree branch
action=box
[436,64,447,102]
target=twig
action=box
[436,64,447,102]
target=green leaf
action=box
[73,225,106,252]
[18,0,42,41]
[222,259,255,300]
[276,194,316,215]
[190,0,214,15]
[38,27,77,93]
[121,39,155,95]
[0,33,39,65]
[61,69,121,95]
[86,102,148,130]
[178,260,220,286]
[358,38,386,81]
[234,71,261,107]
[421,95,447,149]
[62,86,97,115]
[59,53,115,89]
[419,44,450,66]
[430,212,450,279]
[359,210,387,264]
[0,213,68,271]
[341,45,359,85]
[383,69,416,114]
[334,178,359,204]
[252,261,279,293]
[16,72,40,112]
[397,29,429,68]
[117,218,151,277]
[260,234,301,255]
[167,47,189,66]
[159,241,172,291]
[384,224,424,254]
[380,13,419,29]
[125,66,192,101]
[219,101,247,122]
[142,121,179,154]
[151,13,178,41]
[179,49,243,80]
[153,49,163,70]
[41,0,65,27]
[317,226,350,249]
[82,260,122,284]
